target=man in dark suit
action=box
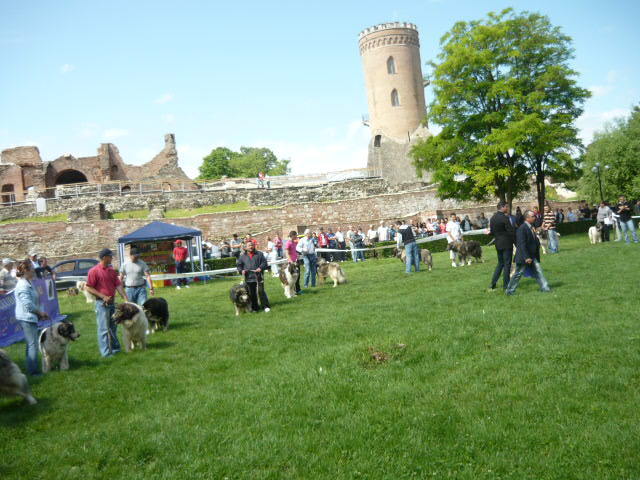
[236,241,271,312]
[488,201,515,291]
[506,210,551,295]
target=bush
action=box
[557,220,596,235]
[204,257,237,271]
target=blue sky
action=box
[1,0,638,178]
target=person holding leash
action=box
[120,247,154,305]
[236,241,271,312]
[298,229,318,288]
[85,248,128,357]
[396,219,419,273]
[488,201,515,291]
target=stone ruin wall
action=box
[0,181,584,264]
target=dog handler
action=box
[236,241,271,312]
[85,248,129,357]
[488,201,515,291]
[120,247,154,305]
[396,220,419,273]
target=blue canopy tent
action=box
[117,221,204,273]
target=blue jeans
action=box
[95,300,121,357]
[404,242,420,273]
[19,320,40,375]
[174,261,188,286]
[619,219,638,243]
[506,260,550,295]
[548,229,559,253]
[126,286,148,306]
[303,254,317,287]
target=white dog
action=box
[588,225,602,244]
[112,302,149,352]
[278,263,300,298]
[76,280,96,303]
[38,321,80,372]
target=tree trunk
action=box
[536,157,546,212]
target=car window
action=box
[54,261,76,273]
[78,261,96,270]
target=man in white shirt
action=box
[446,214,463,267]
[346,226,356,262]
[335,228,346,261]
[377,221,389,242]
[298,229,317,288]
[366,224,378,245]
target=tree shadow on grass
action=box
[147,341,176,350]
[0,396,53,427]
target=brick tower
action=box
[359,22,431,184]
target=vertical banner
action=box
[0,278,66,348]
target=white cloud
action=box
[60,64,75,74]
[103,128,129,139]
[576,107,630,144]
[589,85,613,97]
[161,113,175,124]
[154,93,174,104]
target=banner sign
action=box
[0,278,66,348]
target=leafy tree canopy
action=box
[577,105,640,202]
[198,146,291,180]
[412,8,590,209]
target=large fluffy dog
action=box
[317,258,347,287]
[533,227,552,254]
[112,302,148,352]
[0,349,37,405]
[588,224,603,244]
[447,240,483,266]
[76,280,96,304]
[38,321,80,372]
[143,297,170,333]
[398,248,433,271]
[278,263,300,299]
[230,283,252,315]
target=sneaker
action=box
[185,285,190,289]
[264,307,271,313]
[176,286,181,290]
[451,262,457,268]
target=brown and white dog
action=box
[447,240,483,266]
[0,349,37,405]
[38,321,80,372]
[279,262,300,299]
[398,247,433,271]
[112,302,148,352]
[229,283,252,315]
[317,258,347,287]
[76,280,97,304]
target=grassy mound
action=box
[1,235,638,479]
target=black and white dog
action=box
[278,263,300,298]
[230,283,252,315]
[38,321,80,372]
[112,302,149,352]
[143,297,170,333]
[0,349,37,405]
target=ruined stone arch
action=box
[55,169,88,185]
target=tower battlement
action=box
[358,22,418,38]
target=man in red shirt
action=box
[172,240,189,289]
[85,248,128,357]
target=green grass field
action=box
[1,235,638,479]
[111,201,276,220]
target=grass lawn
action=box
[111,201,276,220]
[1,235,638,479]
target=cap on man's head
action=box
[130,247,140,256]
[2,258,15,266]
[175,240,182,245]
[304,228,311,235]
[28,250,38,257]
[98,248,114,259]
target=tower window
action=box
[387,56,396,74]
[374,135,381,147]
[391,89,400,107]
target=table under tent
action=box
[117,221,204,287]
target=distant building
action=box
[359,22,432,184]
[0,134,193,202]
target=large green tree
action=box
[198,146,291,180]
[578,105,640,202]
[412,8,589,210]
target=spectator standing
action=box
[220,241,231,258]
[616,195,639,244]
[479,213,489,229]
[317,227,330,261]
[14,260,49,375]
[367,224,378,245]
[236,241,270,312]
[172,240,189,289]
[543,203,559,253]
[446,215,463,267]
[0,258,17,293]
[257,172,265,189]
[567,208,577,222]
[274,233,283,259]
[335,227,346,262]
[85,249,128,357]
[266,237,279,277]
[230,234,242,258]
[120,247,154,305]
[35,257,55,280]
[488,202,515,291]
[514,207,525,227]
[352,228,366,262]
[285,230,302,294]
[555,209,565,224]
[396,219,419,273]
[346,226,356,262]
[634,200,640,217]
[28,251,40,274]
[298,229,318,288]
[461,215,473,232]
[377,221,389,242]
[596,201,614,242]
[506,210,551,295]
[580,202,591,221]
[327,228,337,262]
